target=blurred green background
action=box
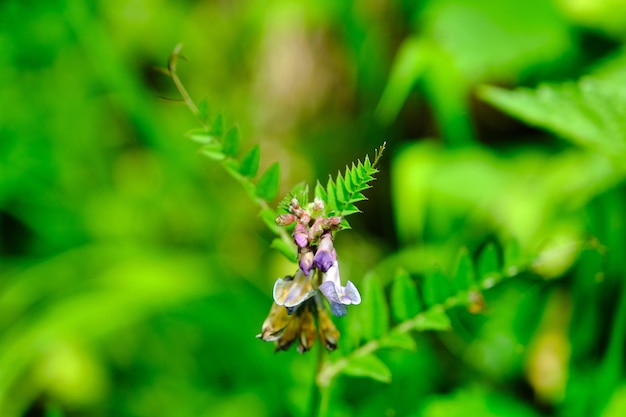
[2,0,626,416]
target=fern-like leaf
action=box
[317,143,386,221]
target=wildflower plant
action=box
[159,44,385,354]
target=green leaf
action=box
[343,166,354,193]
[222,126,240,157]
[413,307,451,332]
[340,203,360,217]
[270,238,297,262]
[278,182,308,213]
[197,98,210,124]
[335,173,348,203]
[422,268,450,307]
[314,181,327,203]
[390,269,421,321]
[256,162,280,201]
[380,330,416,351]
[478,243,500,284]
[452,248,475,291]
[186,128,219,145]
[210,113,224,137]
[376,36,430,124]
[200,143,225,161]
[326,178,338,213]
[342,353,392,383]
[479,79,626,157]
[239,145,260,177]
[503,239,524,277]
[359,273,389,340]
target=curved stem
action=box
[168,44,205,127]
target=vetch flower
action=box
[259,197,361,353]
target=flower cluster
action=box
[257,197,361,353]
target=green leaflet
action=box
[478,243,500,285]
[342,353,392,383]
[323,144,385,219]
[390,269,421,322]
[256,162,280,201]
[380,329,417,351]
[422,268,452,307]
[452,247,475,291]
[222,125,240,157]
[413,307,452,332]
[239,144,260,177]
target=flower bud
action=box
[275,214,297,226]
[293,223,309,248]
[299,249,314,275]
[308,218,325,242]
[313,232,335,272]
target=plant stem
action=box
[167,44,204,125]
[310,343,327,417]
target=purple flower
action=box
[318,261,361,316]
[293,223,309,248]
[313,232,336,272]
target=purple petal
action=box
[313,250,334,272]
[299,251,314,275]
[319,280,340,303]
[344,281,361,304]
[294,233,308,248]
[329,302,347,316]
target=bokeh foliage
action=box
[2,0,626,416]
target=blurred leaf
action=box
[379,330,416,351]
[222,126,240,157]
[413,307,452,332]
[270,238,297,263]
[503,239,524,277]
[478,243,499,284]
[239,145,260,177]
[197,98,210,124]
[422,268,450,307]
[421,0,573,82]
[452,247,475,291]
[45,405,65,417]
[480,79,626,157]
[342,353,391,383]
[209,113,224,137]
[359,273,389,340]
[376,36,430,123]
[256,162,280,201]
[422,387,541,417]
[186,128,219,145]
[390,269,421,321]
[200,143,226,161]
